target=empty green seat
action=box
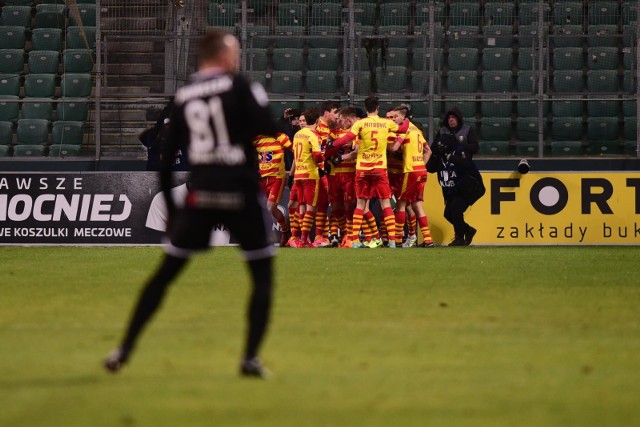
[447,100,476,118]
[61,73,92,98]
[49,143,82,157]
[21,101,53,121]
[52,121,84,145]
[587,70,619,93]
[519,24,550,48]
[623,117,636,140]
[588,2,619,25]
[246,25,269,49]
[24,74,56,98]
[36,4,67,14]
[623,2,637,25]
[447,26,480,48]
[375,66,406,93]
[516,70,537,93]
[624,140,637,155]
[0,74,20,96]
[623,100,636,116]
[552,100,583,117]
[587,117,620,141]
[273,26,305,49]
[34,11,66,29]
[380,2,409,26]
[415,1,445,25]
[587,25,619,48]
[353,2,377,26]
[484,3,514,25]
[0,49,24,73]
[355,48,377,71]
[0,121,13,145]
[4,1,33,6]
[413,22,444,48]
[14,144,46,156]
[514,141,540,156]
[410,70,436,93]
[447,70,478,92]
[17,118,49,144]
[517,100,550,117]
[56,100,88,121]
[307,48,339,71]
[378,25,410,48]
[519,2,550,25]
[587,47,619,70]
[311,3,342,27]
[587,100,619,117]
[0,95,19,122]
[32,28,62,51]
[70,4,96,26]
[517,48,548,71]
[270,71,303,94]
[482,47,513,70]
[479,140,511,156]
[553,47,584,70]
[553,70,584,93]
[550,140,583,155]
[245,48,267,71]
[623,70,636,93]
[480,117,512,140]
[207,2,239,27]
[383,48,408,68]
[552,117,583,140]
[552,25,583,48]
[271,49,303,71]
[482,70,512,92]
[412,48,443,70]
[448,48,479,70]
[278,2,308,27]
[305,70,337,94]
[66,26,97,50]
[242,70,267,86]
[481,98,512,117]
[516,117,542,141]
[28,50,60,74]
[483,25,513,48]
[587,140,621,155]
[63,49,94,73]
[554,2,583,25]
[0,25,25,48]
[0,144,9,156]
[308,26,341,49]
[0,6,32,27]
[449,2,480,26]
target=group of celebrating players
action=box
[253,96,436,249]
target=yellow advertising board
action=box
[422,172,640,245]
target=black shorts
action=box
[165,192,275,261]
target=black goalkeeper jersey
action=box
[160,70,280,212]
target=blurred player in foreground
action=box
[104,29,280,378]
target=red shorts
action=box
[330,173,356,205]
[259,176,285,203]
[399,171,427,203]
[294,178,320,207]
[289,181,299,203]
[388,172,404,199]
[355,169,392,200]
[317,175,329,209]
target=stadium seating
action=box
[0,96,19,122]
[0,49,25,74]
[588,100,620,117]
[623,2,637,24]
[484,3,515,26]
[0,26,26,49]
[449,2,480,26]
[63,49,94,73]
[553,70,585,93]
[447,26,480,48]
[21,101,53,121]
[66,26,97,50]
[13,144,46,156]
[56,101,89,121]
[308,26,341,49]
[305,70,337,94]
[17,118,49,144]
[483,25,514,48]
[514,140,541,156]
[353,2,376,26]
[624,140,638,155]
[379,2,409,26]
[0,74,20,96]
[588,2,619,25]
[271,49,304,71]
[278,2,308,27]
[70,4,97,27]
[623,117,636,140]
[552,117,583,140]
[311,3,342,27]
[587,47,619,70]
[378,25,410,48]
[480,117,512,141]
[246,25,270,49]
[28,50,60,74]
[24,74,56,98]
[519,2,550,25]
[552,25,583,48]
[412,48,443,71]
[587,117,620,141]
[519,24,549,48]
[242,70,267,86]
[482,71,513,92]
[52,121,85,145]
[517,100,550,117]
[516,117,541,141]
[516,70,537,93]
[245,48,267,71]
[382,48,408,68]
[550,140,583,155]
[31,28,63,51]
[553,47,584,70]
[415,2,445,25]
[273,26,305,49]
[587,70,619,93]
[49,143,81,157]
[554,2,584,25]
[0,144,9,156]
[413,23,444,48]
[35,9,66,30]
[482,48,513,70]
[270,71,303,94]
[0,6,32,28]
[552,100,583,117]
[587,140,622,155]
[447,70,478,93]
[61,73,92,98]
[375,66,406,93]
[587,25,619,48]
[479,140,510,155]
[0,121,13,145]
[447,48,479,70]
[307,48,339,71]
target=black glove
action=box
[287,174,294,188]
[326,139,334,150]
[332,155,342,166]
[432,140,446,157]
[392,150,403,160]
[318,167,326,178]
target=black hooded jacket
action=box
[427,107,484,203]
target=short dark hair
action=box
[392,106,409,118]
[364,96,379,113]
[320,100,339,114]
[303,107,321,125]
[337,106,357,118]
[199,29,234,65]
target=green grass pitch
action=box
[0,246,639,427]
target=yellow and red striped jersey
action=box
[293,127,323,180]
[253,133,292,178]
[316,118,340,149]
[349,116,399,171]
[401,123,428,173]
[386,128,404,175]
[330,127,357,175]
